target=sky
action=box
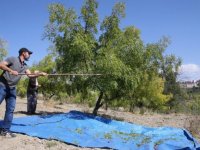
[0,0,200,81]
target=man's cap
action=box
[19,48,33,55]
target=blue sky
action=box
[0,0,200,81]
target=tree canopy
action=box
[43,0,182,115]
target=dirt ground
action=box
[0,97,199,150]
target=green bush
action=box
[17,77,28,98]
[87,91,98,107]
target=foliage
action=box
[133,73,172,110]
[30,54,69,102]
[174,89,200,115]
[0,38,8,61]
[144,37,182,109]
[44,0,182,115]
[17,77,29,97]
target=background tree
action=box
[0,38,8,75]
[0,38,8,61]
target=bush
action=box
[17,77,28,98]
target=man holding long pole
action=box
[0,48,47,137]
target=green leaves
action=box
[0,38,8,61]
[43,0,181,114]
[81,0,99,34]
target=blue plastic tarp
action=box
[1,110,200,150]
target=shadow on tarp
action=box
[14,110,65,115]
[0,110,200,150]
[14,110,111,124]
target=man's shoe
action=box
[0,129,16,138]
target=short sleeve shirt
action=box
[0,56,28,87]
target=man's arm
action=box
[25,69,47,78]
[0,61,18,75]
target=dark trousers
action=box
[27,90,37,114]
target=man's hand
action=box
[25,69,48,78]
[10,70,18,76]
[39,72,48,76]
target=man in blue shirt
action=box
[0,48,47,137]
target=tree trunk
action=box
[129,100,134,112]
[92,91,104,115]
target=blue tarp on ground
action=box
[1,110,200,150]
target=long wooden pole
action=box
[18,73,102,76]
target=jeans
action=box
[0,85,16,131]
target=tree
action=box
[91,2,139,115]
[144,37,182,108]
[44,1,180,115]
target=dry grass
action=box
[184,115,200,140]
